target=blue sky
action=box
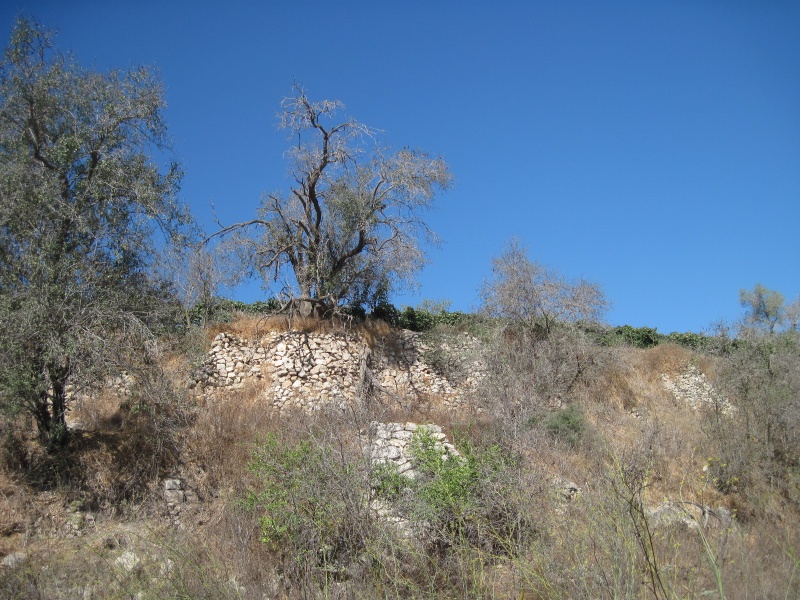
[2,1,799,334]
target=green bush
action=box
[666,331,707,350]
[407,426,478,523]
[605,325,665,348]
[398,306,438,331]
[370,300,401,326]
[370,460,409,501]
[369,302,473,331]
[244,433,368,570]
[596,324,718,351]
[400,427,527,553]
[543,405,586,447]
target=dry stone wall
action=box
[369,422,461,479]
[190,329,483,411]
[661,365,735,414]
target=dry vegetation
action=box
[3,17,797,598]
[1,316,799,599]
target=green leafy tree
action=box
[215,85,452,317]
[0,18,189,448]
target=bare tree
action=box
[476,239,609,440]
[785,296,800,332]
[480,238,608,332]
[214,85,452,317]
[156,240,239,327]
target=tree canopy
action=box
[215,85,452,317]
[0,17,189,448]
[739,284,800,336]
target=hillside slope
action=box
[1,318,798,599]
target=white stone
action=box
[115,551,141,572]
[1,552,27,569]
[165,489,185,503]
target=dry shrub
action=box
[587,346,641,411]
[192,403,386,597]
[0,362,188,514]
[67,390,126,432]
[641,342,692,379]
[195,497,279,597]
[177,382,319,597]
[0,437,35,549]
[186,381,277,496]
[0,419,174,521]
[75,411,180,509]
[587,348,718,501]
[518,429,742,600]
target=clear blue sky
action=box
[2,1,799,334]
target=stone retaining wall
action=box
[190,329,484,411]
[369,421,461,479]
[661,365,735,414]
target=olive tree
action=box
[0,18,189,448]
[739,284,786,335]
[215,85,452,317]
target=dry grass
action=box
[185,380,275,496]
[67,390,126,432]
[588,347,643,411]
[209,312,396,344]
[3,322,800,599]
[576,343,733,513]
[640,342,693,379]
[0,464,34,556]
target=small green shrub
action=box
[544,405,586,447]
[666,331,708,350]
[408,426,478,523]
[401,427,528,555]
[369,302,473,332]
[370,301,401,326]
[605,325,665,348]
[596,324,718,351]
[244,433,368,567]
[371,460,410,501]
[398,306,438,331]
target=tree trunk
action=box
[295,298,331,319]
[356,344,373,405]
[48,368,69,449]
[31,364,70,450]
[32,391,52,447]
